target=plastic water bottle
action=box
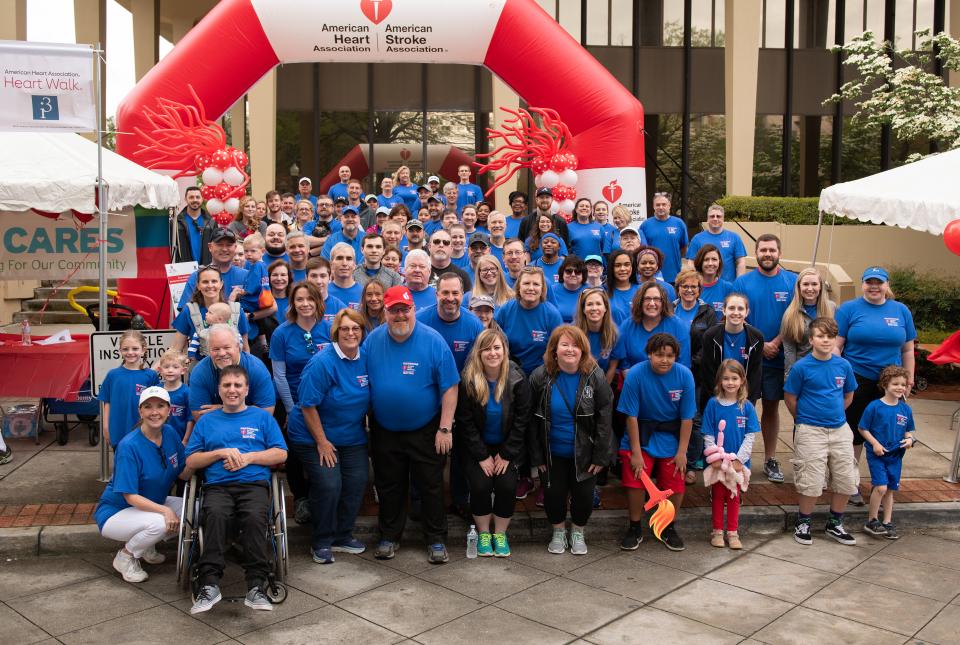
[466,524,478,559]
[20,320,32,346]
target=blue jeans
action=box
[291,442,369,551]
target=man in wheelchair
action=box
[185,365,287,614]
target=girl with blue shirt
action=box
[567,198,605,259]
[606,249,639,325]
[780,267,836,376]
[454,329,532,557]
[693,245,733,321]
[702,361,760,550]
[551,256,587,323]
[98,330,160,448]
[288,309,371,564]
[97,387,191,583]
[494,267,563,375]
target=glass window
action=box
[557,0,582,40]
[535,0,556,19]
[844,0,866,43]
[764,0,786,48]
[914,0,936,49]
[895,0,916,49]
[611,0,633,46]
[663,1,685,46]
[586,0,610,45]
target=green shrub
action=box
[715,195,863,225]
[889,266,960,332]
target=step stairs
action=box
[12,279,118,325]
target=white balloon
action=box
[223,166,245,187]
[549,201,560,214]
[224,197,240,215]
[540,170,559,188]
[560,199,575,214]
[201,167,223,186]
[534,173,544,188]
[560,169,578,187]
[206,198,224,215]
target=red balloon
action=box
[194,153,211,171]
[214,212,233,227]
[233,149,249,168]
[532,156,550,175]
[945,219,960,256]
[550,153,567,172]
[210,149,231,170]
[565,153,578,170]
[215,182,232,200]
[200,185,216,200]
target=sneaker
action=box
[726,531,743,550]
[515,476,534,500]
[863,518,888,537]
[0,446,12,465]
[825,521,857,546]
[660,524,685,552]
[190,585,222,614]
[374,540,398,560]
[882,522,899,540]
[794,520,813,545]
[710,529,725,548]
[244,586,274,611]
[311,547,335,564]
[294,498,311,525]
[620,526,644,551]
[428,543,449,564]
[477,532,494,557]
[112,550,148,583]
[141,546,165,565]
[493,533,511,557]
[764,458,784,483]
[570,528,588,555]
[331,538,366,554]
[547,528,568,554]
[849,492,865,507]
[535,486,545,508]
[592,486,602,509]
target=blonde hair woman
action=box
[472,255,515,309]
[780,267,836,375]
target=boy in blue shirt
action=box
[157,349,192,444]
[859,365,916,540]
[784,318,858,547]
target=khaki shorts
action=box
[791,423,860,497]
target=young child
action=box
[617,332,696,552]
[701,360,760,550]
[187,302,233,363]
[784,317,858,546]
[859,365,916,540]
[98,330,160,448]
[156,349,192,444]
[240,233,274,354]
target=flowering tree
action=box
[828,30,960,155]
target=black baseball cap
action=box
[210,227,237,243]
[536,187,553,197]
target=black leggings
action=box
[845,373,880,446]
[544,455,596,527]
[461,444,518,519]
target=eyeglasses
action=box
[304,332,317,355]
[679,284,699,291]
[479,267,499,275]
[387,305,412,315]
[431,239,451,246]
[642,297,662,303]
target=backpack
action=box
[186,301,242,357]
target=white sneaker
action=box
[141,546,165,565]
[113,550,148,583]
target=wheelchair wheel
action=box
[266,581,287,604]
[177,476,199,588]
[271,474,289,580]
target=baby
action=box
[187,302,233,362]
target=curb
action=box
[4,502,957,556]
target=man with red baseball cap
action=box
[365,285,460,564]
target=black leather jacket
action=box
[699,322,764,410]
[172,208,216,265]
[528,365,613,484]
[454,362,532,462]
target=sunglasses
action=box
[156,444,168,470]
[304,332,317,355]
[431,239,451,246]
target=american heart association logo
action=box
[400,148,411,161]
[602,179,623,203]
[360,0,392,25]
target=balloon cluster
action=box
[476,107,580,218]
[132,85,250,226]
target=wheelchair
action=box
[176,470,289,604]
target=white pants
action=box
[101,496,183,558]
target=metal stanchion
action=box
[943,406,960,484]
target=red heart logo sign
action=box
[400,148,411,161]
[602,180,623,203]
[360,0,392,25]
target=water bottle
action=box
[20,320,32,346]
[466,524,478,559]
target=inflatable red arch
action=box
[116,0,645,225]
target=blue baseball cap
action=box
[861,266,889,283]
[342,205,360,216]
[584,254,604,265]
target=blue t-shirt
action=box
[686,230,747,283]
[98,366,160,447]
[239,262,269,340]
[617,361,696,457]
[600,222,620,253]
[95,426,185,529]
[701,279,733,320]
[567,221,605,259]
[327,182,351,203]
[186,407,287,485]
[784,354,857,428]
[263,251,290,265]
[188,352,276,412]
[551,284,586,323]
[803,303,818,319]
[377,193,404,210]
[836,298,917,380]
[183,213,205,262]
[274,297,288,321]
[611,315,691,370]
[416,305,485,372]
[393,184,420,213]
[732,268,797,368]
[166,383,191,440]
[450,253,472,271]
[177,265,249,310]
[722,329,749,366]
[673,300,702,332]
[323,294,348,323]
[701,398,760,468]
[457,183,485,213]
[495,300,564,375]
[859,398,916,452]
[549,371,580,458]
[172,303,250,340]
[303,218,341,238]
[588,329,615,373]
[328,281,363,311]
[483,381,504,445]
[289,344,370,447]
[320,230,366,264]
[505,216,524,240]
[365,323,460,431]
[640,216,688,283]
[609,284,638,326]
[269,319,333,404]
[532,256,564,286]
[408,285,437,311]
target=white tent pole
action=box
[94,43,110,483]
[811,209,824,267]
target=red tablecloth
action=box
[0,334,90,401]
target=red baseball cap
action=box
[383,286,413,309]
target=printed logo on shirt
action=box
[600,348,611,359]
[349,302,362,311]
[591,230,600,237]
[883,317,901,327]
[736,415,747,429]
[720,240,731,248]
[324,313,336,322]
[582,385,593,400]
[896,413,908,426]
[453,340,470,353]
[666,227,676,234]
[552,274,560,283]
[712,301,723,312]
[774,291,789,302]
[240,426,259,440]
[740,346,750,360]
[169,404,185,418]
[168,453,179,469]
[356,374,369,388]
[668,389,683,402]
[834,376,846,389]
[401,362,419,375]
[531,330,547,343]
[134,384,149,396]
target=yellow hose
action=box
[66,286,118,314]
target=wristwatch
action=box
[247,312,255,322]
[438,427,451,435]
